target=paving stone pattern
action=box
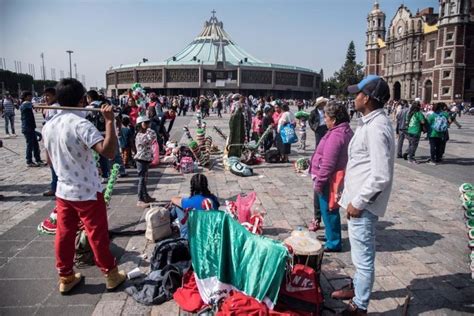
[1,111,473,315]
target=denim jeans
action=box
[4,113,15,134]
[169,205,188,238]
[318,185,341,250]
[136,160,150,201]
[23,130,41,163]
[99,155,110,178]
[348,209,379,310]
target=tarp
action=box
[188,210,289,309]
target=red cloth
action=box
[55,192,116,276]
[236,192,256,223]
[129,107,140,126]
[173,271,206,313]
[217,291,298,316]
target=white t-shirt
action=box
[43,111,104,201]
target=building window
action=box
[444,50,453,59]
[442,87,450,95]
[443,70,452,78]
[395,48,401,63]
[378,18,381,26]
[413,47,418,59]
[446,32,454,42]
[428,40,436,59]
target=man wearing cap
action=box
[334,75,395,315]
[309,96,328,148]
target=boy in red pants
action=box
[43,78,126,294]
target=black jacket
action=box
[308,108,320,132]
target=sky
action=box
[0,0,436,89]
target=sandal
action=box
[308,219,321,232]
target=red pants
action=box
[55,192,116,276]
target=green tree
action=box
[333,41,364,96]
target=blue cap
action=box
[347,75,390,104]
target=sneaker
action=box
[101,177,109,184]
[408,160,418,164]
[42,190,55,197]
[36,160,47,167]
[5,134,10,138]
[144,196,156,203]
[27,162,39,167]
[59,272,82,294]
[427,161,437,166]
[402,153,408,160]
[136,201,150,208]
[105,267,126,291]
[11,133,17,138]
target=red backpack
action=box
[276,264,324,316]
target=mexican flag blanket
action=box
[187,210,289,309]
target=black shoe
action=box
[339,300,367,315]
[402,153,408,160]
[27,162,39,167]
[396,155,403,159]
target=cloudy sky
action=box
[1,0,435,88]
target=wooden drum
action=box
[284,229,324,273]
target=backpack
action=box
[276,264,324,315]
[145,205,172,242]
[74,230,95,268]
[150,237,191,271]
[181,156,195,173]
[126,238,192,306]
[265,149,281,163]
[432,113,448,132]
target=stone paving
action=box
[1,110,473,315]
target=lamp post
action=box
[66,50,74,78]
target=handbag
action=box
[280,123,298,144]
[328,170,345,210]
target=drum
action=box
[284,229,324,274]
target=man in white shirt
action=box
[43,78,126,294]
[334,75,394,315]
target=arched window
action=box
[378,18,381,26]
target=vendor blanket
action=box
[188,210,289,309]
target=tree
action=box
[333,41,364,97]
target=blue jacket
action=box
[20,101,36,133]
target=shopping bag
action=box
[280,124,298,144]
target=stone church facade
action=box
[365,1,474,104]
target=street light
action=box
[66,50,74,78]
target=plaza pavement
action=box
[0,110,473,315]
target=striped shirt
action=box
[2,98,15,115]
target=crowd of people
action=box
[0,73,470,315]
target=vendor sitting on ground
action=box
[170,174,220,238]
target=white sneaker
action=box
[5,134,10,138]
[11,133,17,138]
[101,177,108,184]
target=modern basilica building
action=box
[106,12,321,98]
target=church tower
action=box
[435,0,471,102]
[365,1,386,75]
